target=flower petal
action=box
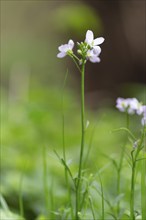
[57,52,66,58]
[93,37,105,45]
[68,39,74,49]
[85,30,94,45]
[143,105,146,117]
[93,46,101,55]
[89,56,101,63]
[136,106,143,115]
[58,45,65,52]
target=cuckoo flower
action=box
[57,39,74,58]
[129,98,143,115]
[116,98,143,115]
[85,30,105,49]
[56,30,105,220]
[57,30,105,64]
[86,47,101,63]
[116,98,132,114]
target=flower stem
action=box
[117,148,124,216]
[76,61,85,219]
[69,54,81,73]
[126,112,130,130]
[130,157,136,220]
[141,128,146,220]
[130,129,145,220]
[19,173,24,218]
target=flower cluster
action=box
[116,98,143,115]
[116,97,146,126]
[57,30,105,64]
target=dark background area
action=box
[81,0,146,107]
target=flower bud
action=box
[77,49,82,55]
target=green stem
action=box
[130,129,145,220]
[117,145,125,216]
[141,157,146,220]
[126,112,130,130]
[50,178,54,220]
[130,159,136,220]
[76,61,85,219]
[89,196,96,220]
[141,127,146,220]
[19,173,24,218]
[69,54,81,73]
[117,170,120,216]
[43,146,49,216]
[99,174,104,220]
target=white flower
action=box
[142,105,146,117]
[127,98,140,114]
[116,98,130,113]
[85,30,105,48]
[129,98,143,115]
[57,40,74,58]
[86,46,101,63]
[116,97,143,115]
[136,105,144,115]
[141,105,146,126]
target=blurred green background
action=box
[1,1,145,219]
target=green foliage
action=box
[0,209,24,220]
[50,3,103,36]
[0,195,24,220]
[1,83,145,219]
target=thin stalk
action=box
[69,54,81,73]
[130,129,145,220]
[112,127,136,141]
[75,189,79,220]
[89,196,96,220]
[76,62,85,219]
[94,186,116,219]
[19,173,24,218]
[80,187,88,210]
[78,62,85,184]
[50,178,55,220]
[116,172,121,217]
[117,145,125,216]
[141,127,146,220]
[141,158,146,220]
[126,112,130,130]
[43,146,49,215]
[99,174,105,220]
[130,159,136,220]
